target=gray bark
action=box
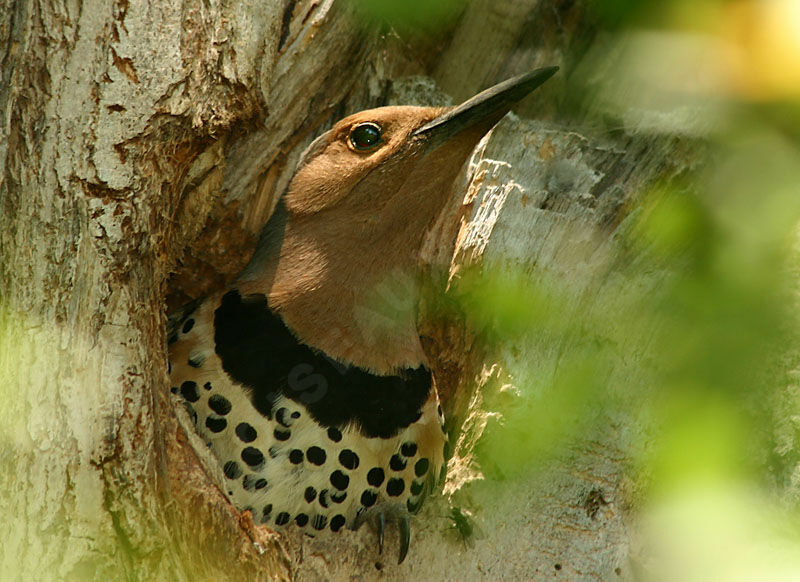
[0,0,702,579]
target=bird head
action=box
[238,67,558,372]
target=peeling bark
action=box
[0,0,369,578]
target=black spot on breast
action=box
[182,318,195,333]
[307,446,326,465]
[213,289,432,438]
[339,449,359,470]
[269,446,280,458]
[276,407,294,427]
[255,478,268,490]
[410,480,424,496]
[289,449,304,464]
[319,489,330,508]
[170,386,178,394]
[203,382,212,390]
[274,429,291,441]
[304,487,317,502]
[330,470,349,491]
[386,478,405,497]
[206,416,227,433]
[407,499,420,513]
[188,356,203,368]
[295,513,309,527]
[390,454,406,471]
[401,442,417,457]
[262,504,273,521]
[236,422,257,443]
[291,411,300,419]
[312,515,328,530]
[180,381,200,402]
[275,512,290,526]
[223,461,241,479]
[367,468,385,487]
[331,491,346,504]
[327,427,342,442]
[415,458,430,477]
[330,514,346,532]
[209,394,232,415]
[243,475,261,491]
[241,447,265,469]
[360,490,377,507]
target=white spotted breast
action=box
[168,290,447,533]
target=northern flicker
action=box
[168,67,558,563]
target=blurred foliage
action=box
[453,131,800,476]
[439,0,800,578]
[349,0,467,37]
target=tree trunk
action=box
[1,0,701,579]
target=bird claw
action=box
[378,512,386,555]
[398,515,410,564]
[370,511,411,564]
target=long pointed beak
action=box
[413,66,559,151]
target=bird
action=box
[167,66,558,564]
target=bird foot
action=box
[368,509,411,564]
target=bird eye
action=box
[349,123,382,151]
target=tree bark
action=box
[1,0,701,579]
